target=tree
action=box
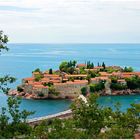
[59,60,77,74]
[102,62,106,69]
[32,68,41,73]
[49,68,53,74]
[124,67,133,72]
[0,31,33,138]
[34,74,43,81]
[0,97,34,138]
[0,31,16,94]
[81,87,87,96]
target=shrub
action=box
[81,87,87,96]
[38,93,44,97]
[90,82,105,92]
[17,86,24,92]
[34,74,43,82]
[110,83,127,90]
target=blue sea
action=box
[0,43,140,119]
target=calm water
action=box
[0,43,140,118]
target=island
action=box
[8,60,140,99]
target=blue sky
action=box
[0,0,140,43]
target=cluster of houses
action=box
[21,71,89,99]
[12,63,140,99]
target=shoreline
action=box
[28,109,72,126]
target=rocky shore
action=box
[100,89,140,96]
[8,89,75,100]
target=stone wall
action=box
[54,82,88,98]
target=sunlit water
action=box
[0,44,140,118]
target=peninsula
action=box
[9,61,140,99]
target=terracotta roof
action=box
[117,79,126,82]
[41,78,50,81]
[65,74,87,77]
[99,77,109,80]
[94,66,103,69]
[122,72,136,75]
[24,77,34,81]
[54,80,88,85]
[33,85,48,89]
[32,72,40,75]
[99,72,112,76]
[44,74,59,77]
[91,77,108,81]
[76,64,86,67]
[49,80,61,83]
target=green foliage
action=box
[88,70,100,78]
[17,86,24,92]
[49,68,53,74]
[68,77,75,82]
[32,68,41,73]
[0,30,9,53]
[86,75,91,83]
[34,74,43,81]
[43,82,53,87]
[79,67,87,74]
[90,82,105,92]
[0,31,33,138]
[86,61,94,69]
[126,75,140,89]
[124,67,134,72]
[48,86,59,96]
[111,76,118,83]
[59,60,77,74]
[110,83,127,90]
[102,62,106,69]
[0,97,34,138]
[0,75,16,94]
[38,93,44,97]
[1,95,140,139]
[81,87,87,96]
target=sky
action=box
[0,0,140,43]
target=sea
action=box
[0,43,140,119]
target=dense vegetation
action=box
[1,94,140,139]
[90,81,105,92]
[59,60,77,74]
[126,75,140,89]
[123,66,134,72]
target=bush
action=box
[126,75,140,89]
[49,68,53,74]
[110,83,127,90]
[17,86,24,92]
[123,67,133,72]
[34,74,44,82]
[38,93,44,97]
[90,82,105,92]
[32,68,41,73]
[81,87,87,96]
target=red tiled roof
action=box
[44,74,59,77]
[65,74,87,77]
[32,72,40,75]
[76,64,86,67]
[33,85,48,89]
[117,79,126,82]
[24,77,34,81]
